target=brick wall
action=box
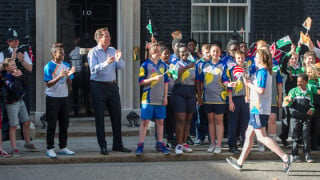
[0,0,36,111]
[250,0,306,46]
[141,0,191,58]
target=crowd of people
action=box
[0,26,320,174]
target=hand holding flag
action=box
[168,64,179,80]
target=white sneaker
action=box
[57,148,75,155]
[214,146,222,154]
[207,144,215,153]
[258,142,265,152]
[46,149,57,158]
[175,144,183,155]
[183,143,193,153]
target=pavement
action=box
[1,135,320,165]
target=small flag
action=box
[28,46,34,62]
[276,35,292,48]
[274,49,282,64]
[168,64,179,80]
[171,31,182,40]
[302,17,312,31]
[146,19,153,35]
[247,43,257,57]
[270,42,276,57]
[300,31,310,46]
[317,40,320,48]
[188,52,196,63]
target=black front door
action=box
[57,0,117,117]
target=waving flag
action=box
[146,19,153,35]
[270,42,276,57]
[274,49,282,64]
[300,31,310,46]
[247,43,257,57]
[171,31,182,40]
[302,17,312,31]
[276,35,292,48]
[168,64,179,80]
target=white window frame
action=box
[191,0,251,44]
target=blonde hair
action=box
[3,58,14,68]
[256,40,267,49]
[256,48,273,75]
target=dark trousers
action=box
[279,106,291,140]
[311,108,320,149]
[290,118,311,155]
[46,96,69,150]
[164,95,175,140]
[196,105,208,140]
[90,81,123,149]
[72,73,81,116]
[228,96,249,148]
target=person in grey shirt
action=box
[87,27,131,155]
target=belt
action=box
[91,80,117,85]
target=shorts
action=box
[141,104,166,120]
[271,106,278,113]
[171,85,196,113]
[249,114,268,129]
[6,99,30,127]
[205,104,226,114]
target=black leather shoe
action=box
[229,147,240,154]
[100,147,108,155]
[112,146,132,153]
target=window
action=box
[191,0,250,49]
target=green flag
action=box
[168,64,179,80]
[276,35,292,48]
[146,19,153,35]
[188,52,196,63]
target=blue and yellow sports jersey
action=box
[221,55,237,70]
[171,59,196,86]
[139,59,169,105]
[196,60,230,104]
[44,60,74,97]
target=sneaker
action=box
[175,144,183,155]
[214,146,222,154]
[229,147,240,154]
[156,142,170,155]
[135,143,144,156]
[281,138,290,149]
[57,148,75,155]
[0,149,10,158]
[46,149,57,158]
[187,136,194,145]
[166,139,177,149]
[226,157,242,170]
[11,149,20,158]
[293,155,301,162]
[258,142,265,152]
[183,143,193,153]
[194,139,204,145]
[207,144,215,153]
[24,143,39,152]
[283,155,293,174]
[305,154,314,163]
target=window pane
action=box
[230,0,247,3]
[192,7,209,31]
[210,33,232,50]
[211,7,227,30]
[192,0,210,2]
[192,33,209,44]
[229,7,245,31]
[212,0,228,3]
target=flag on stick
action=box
[302,17,312,31]
[168,64,179,80]
[171,31,182,40]
[300,31,310,46]
[276,35,292,48]
[146,19,153,35]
